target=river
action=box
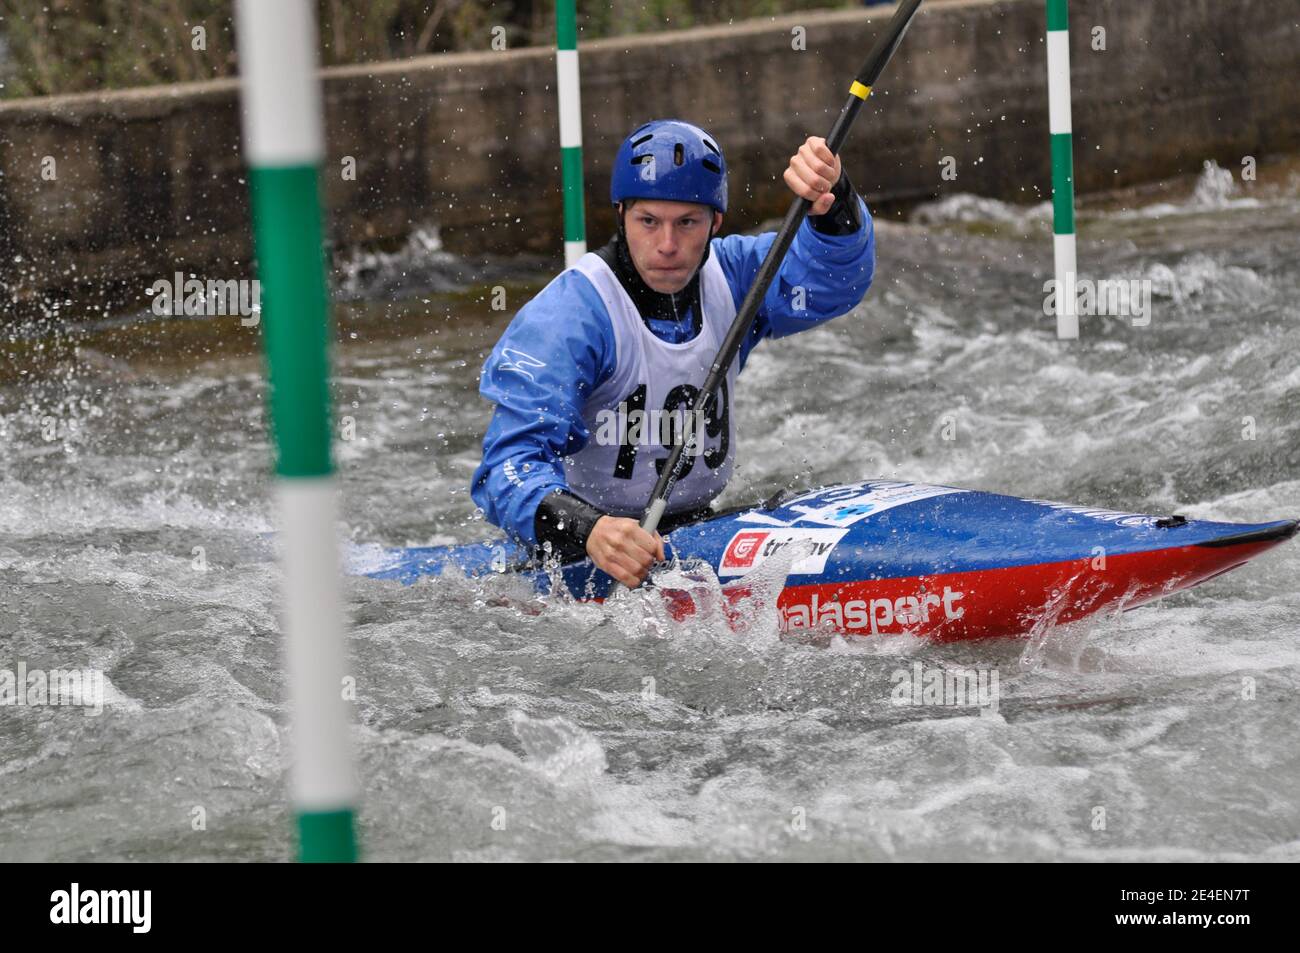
[1,158,1297,861]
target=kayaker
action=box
[470,119,876,586]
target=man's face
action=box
[621,199,724,294]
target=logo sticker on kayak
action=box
[780,586,967,635]
[737,481,968,528]
[719,528,847,577]
[1025,500,1164,528]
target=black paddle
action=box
[637,0,926,539]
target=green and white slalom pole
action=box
[555,0,587,267]
[234,0,359,863]
[1046,0,1078,339]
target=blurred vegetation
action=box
[0,0,852,99]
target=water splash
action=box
[509,710,608,784]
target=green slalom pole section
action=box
[556,0,587,267]
[249,166,332,477]
[235,0,359,863]
[1046,0,1078,339]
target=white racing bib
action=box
[565,252,738,517]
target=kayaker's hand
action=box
[783,136,842,215]
[586,516,665,587]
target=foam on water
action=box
[1,159,1298,860]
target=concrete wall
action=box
[0,0,1296,315]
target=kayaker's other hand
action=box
[783,136,842,215]
[586,515,665,587]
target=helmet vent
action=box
[673,143,685,166]
[701,159,722,174]
[630,133,653,148]
[703,138,720,155]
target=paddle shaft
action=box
[639,0,924,537]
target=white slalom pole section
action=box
[235,0,359,862]
[1053,231,1077,337]
[279,481,355,811]
[235,0,322,166]
[1046,0,1079,339]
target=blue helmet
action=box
[610,119,727,213]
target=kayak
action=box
[352,479,1296,641]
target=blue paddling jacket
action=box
[471,185,876,548]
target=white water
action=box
[0,160,1297,861]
